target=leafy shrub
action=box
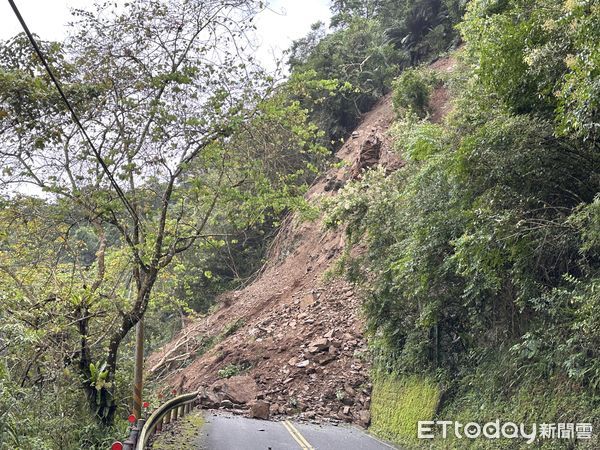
[217,362,251,379]
[460,0,600,140]
[392,113,447,161]
[392,68,437,117]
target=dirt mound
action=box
[147,93,395,426]
[147,56,455,427]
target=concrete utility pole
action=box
[132,319,144,419]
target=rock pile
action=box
[148,92,398,428]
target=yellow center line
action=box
[285,421,314,450]
[282,420,308,449]
[282,420,315,450]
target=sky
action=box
[0,0,332,70]
[0,0,332,197]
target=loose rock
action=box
[250,400,270,420]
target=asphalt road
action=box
[193,412,398,450]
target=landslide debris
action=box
[149,56,454,425]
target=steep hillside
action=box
[148,92,397,426]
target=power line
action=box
[7,0,141,226]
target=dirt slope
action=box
[148,55,456,427]
[147,93,396,426]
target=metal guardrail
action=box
[135,391,199,449]
[113,391,199,450]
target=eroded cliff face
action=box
[147,91,397,426]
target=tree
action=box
[288,18,401,144]
[330,0,464,64]
[330,0,381,28]
[0,0,324,424]
[0,197,128,447]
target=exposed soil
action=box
[148,56,455,428]
[147,93,395,427]
[429,56,457,124]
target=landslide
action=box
[147,57,454,426]
[147,92,393,427]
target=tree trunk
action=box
[94,268,158,426]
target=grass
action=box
[370,372,440,448]
[432,376,600,450]
[369,360,600,449]
[221,318,245,338]
[151,411,205,450]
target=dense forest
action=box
[325,0,600,448]
[0,0,598,448]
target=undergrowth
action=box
[370,372,440,447]
[151,412,205,450]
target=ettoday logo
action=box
[418,420,593,443]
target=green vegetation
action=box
[288,0,464,146]
[151,412,205,450]
[392,67,439,118]
[371,373,440,446]
[221,319,246,339]
[0,0,598,447]
[326,0,600,448]
[217,362,251,379]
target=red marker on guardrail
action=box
[111,442,123,450]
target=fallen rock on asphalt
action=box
[249,400,270,420]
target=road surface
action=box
[193,412,398,450]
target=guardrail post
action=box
[172,405,179,421]
[123,424,139,450]
[130,426,140,444]
[164,409,171,425]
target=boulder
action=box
[324,329,336,339]
[249,400,270,420]
[308,338,329,354]
[220,399,234,409]
[313,353,336,366]
[344,385,356,397]
[198,386,223,408]
[358,410,371,428]
[211,375,257,405]
[300,293,317,309]
[351,133,382,178]
[341,396,354,406]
